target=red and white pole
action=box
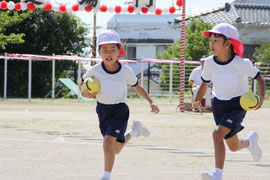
[179,0,186,112]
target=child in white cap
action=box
[193,23,266,180]
[79,30,159,180]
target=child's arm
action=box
[78,79,97,98]
[255,74,266,110]
[193,81,210,114]
[133,84,160,114]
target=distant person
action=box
[79,30,159,180]
[194,23,265,180]
[189,56,212,111]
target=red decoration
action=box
[141,7,148,14]
[59,5,66,13]
[127,5,134,13]
[169,6,176,14]
[119,44,125,57]
[72,4,79,12]
[115,5,121,13]
[85,6,92,12]
[155,8,162,15]
[99,5,107,12]
[176,0,183,7]
[15,3,21,11]
[27,3,36,11]
[1,1,8,10]
[44,3,52,11]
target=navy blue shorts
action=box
[96,102,129,143]
[212,96,247,139]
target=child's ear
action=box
[225,39,232,48]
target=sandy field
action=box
[0,99,269,180]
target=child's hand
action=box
[255,96,264,110]
[81,89,97,98]
[150,103,159,114]
[193,101,204,115]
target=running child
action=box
[79,30,160,180]
[193,23,266,180]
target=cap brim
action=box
[204,30,228,38]
[98,41,121,46]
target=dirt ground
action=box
[0,99,269,180]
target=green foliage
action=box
[158,17,212,91]
[0,10,90,98]
[253,42,270,63]
[253,42,270,97]
[0,11,29,49]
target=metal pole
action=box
[179,0,186,112]
[4,52,8,99]
[52,54,55,99]
[169,63,173,102]
[141,60,144,88]
[140,59,144,100]
[147,62,150,94]
[92,13,97,58]
[28,57,32,101]
[77,60,81,101]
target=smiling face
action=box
[98,43,120,67]
[209,33,232,58]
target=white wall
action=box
[136,46,156,59]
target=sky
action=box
[71,0,235,32]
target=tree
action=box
[0,11,28,50]
[253,42,270,63]
[158,17,212,92]
[0,10,90,97]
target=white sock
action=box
[127,129,138,138]
[214,168,223,174]
[102,171,111,179]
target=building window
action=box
[156,45,167,57]
[127,46,137,60]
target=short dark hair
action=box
[209,33,236,56]
[98,44,121,51]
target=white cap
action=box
[97,30,121,46]
[204,23,239,40]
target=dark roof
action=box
[121,39,174,44]
[174,1,270,26]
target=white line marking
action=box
[0,137,270,156]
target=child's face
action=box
[98,44,120,65]
[209,34,231,57]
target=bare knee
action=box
[212,130,224,141]
[103,138,114,153]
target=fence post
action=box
[28,57,32,101]
[52,54,55,99]
[169,63,173,102]
[4,53,8,99]
[140,59,144,99]
[77,60,81,101]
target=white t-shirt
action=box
[82,62,138,104]
[189,66,203,85]
[201,55,259,100]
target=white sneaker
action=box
[201,171,223,180]
[132,121,150,137]
[248,131,262,161]
[100,177,110,180]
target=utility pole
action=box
[92,12,97,58]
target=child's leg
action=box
[103,135,117,172]
[225,134,249,152]
[212,125,231,169]
[113,133,131,154]
[113,121,149,154]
